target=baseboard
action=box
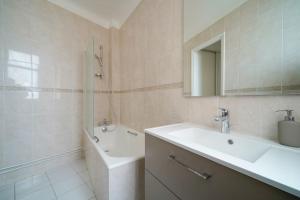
[0,148,82,176]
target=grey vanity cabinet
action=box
[145,170,180,200]
[145,134,299,200]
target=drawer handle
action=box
[168,154,211,180]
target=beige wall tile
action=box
[188,97,219,128]
[119,0,300,142]
[0,0,109,170]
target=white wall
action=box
[184,0,247,42]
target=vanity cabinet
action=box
[145,134,299,200]
[145,170,180,200]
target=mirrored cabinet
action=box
[183,0,300,97]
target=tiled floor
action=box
[0,159,96,200]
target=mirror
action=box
[183,0,300,97]
[190,34,224,96]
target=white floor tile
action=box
[46,164,78,184]
[78,170,93,189]
[0,159,94,200]
[15,174,50,198]
[52,174,85,197]
[71,159,88,173]
[0,184,14,200]
[58,184,94,200]
[16,186,56,200]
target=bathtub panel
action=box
[94,153,109,200]
[83,131,109,200]
[109,159,145,200]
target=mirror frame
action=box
[186,33,226,97]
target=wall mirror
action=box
[183,0,300,97]
[190,34,224,96]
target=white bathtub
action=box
[83,125,145,200]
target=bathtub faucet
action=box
[99,118,112,132]
[93,136,100,143]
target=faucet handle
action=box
[98,118,112,126]
[218,108,229,117]
[103,118,107,124]
[276,110,295,121]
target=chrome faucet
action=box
[98,118,111,132]
[214,108,230,134]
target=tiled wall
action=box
[120,0,183,132]
[0,0,109,171]
[119,0,300,140]
[110,28,121,124]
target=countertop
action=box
[145,123,300,198]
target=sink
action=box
[168,128,271,162]
[146,123,300,197]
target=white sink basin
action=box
[168,128,271,162]
[146,123,300,197]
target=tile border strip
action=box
[225,85,300,95]
[115,82,183,94]
[0,86,115,94]
[0,86,84,93]
[94,90,113,94]
[0,148,82,175]
[0,82,184,94]
[3,83,298,95]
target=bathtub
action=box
[83,125,145,200]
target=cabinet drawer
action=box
[145,170,180,200]
[145,134,298,200]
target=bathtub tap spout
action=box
[99,118,112,133]
[102,126,108,132]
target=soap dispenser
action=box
[276,110,300,147]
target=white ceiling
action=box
[48,0,142,29]
[184,0,248,42]
[48,0,247,32]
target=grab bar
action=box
[127,131,138,136]
[168,154,211,180]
